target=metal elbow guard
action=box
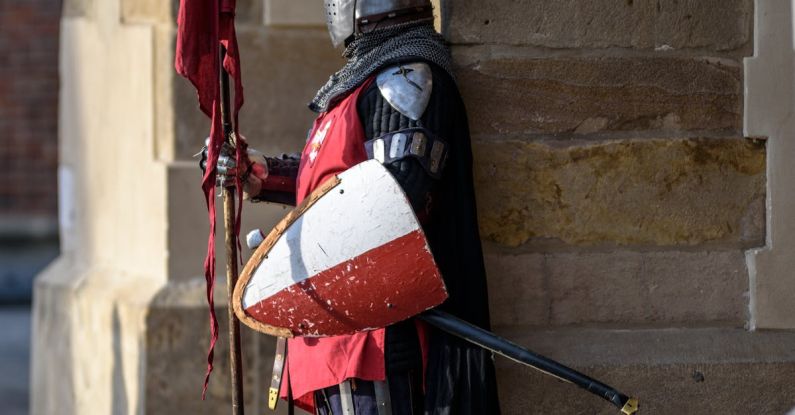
[364,127,448,179]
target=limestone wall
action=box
[444,0,764,330]
[440,1,792,413]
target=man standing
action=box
[203,2,500,413]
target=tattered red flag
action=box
[174,0,245,399]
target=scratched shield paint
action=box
[238,160,448,337]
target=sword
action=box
[419,310,639,414]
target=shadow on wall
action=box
[111,307,130,415]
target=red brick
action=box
[0,0,61,220]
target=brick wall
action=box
[0,0,62,235]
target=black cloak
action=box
[356,62,501,415]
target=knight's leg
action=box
[385,371,423,415]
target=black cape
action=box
[355,62,501,415]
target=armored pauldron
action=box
[364,127,448,179]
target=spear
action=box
[219,44,245,415]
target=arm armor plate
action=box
[250,154,300,206]
[365,128,447,220]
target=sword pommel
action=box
[268,388,279,411]
[621,397,639,414]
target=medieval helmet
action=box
[324,0,434,48]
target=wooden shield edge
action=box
[232,175,343,339]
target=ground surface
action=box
[0,306,31,415]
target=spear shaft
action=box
[220,44,245,415]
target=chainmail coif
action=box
[310,21,454,113]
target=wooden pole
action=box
[220,45,245,415]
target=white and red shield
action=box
[233,160,448,338]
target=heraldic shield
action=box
[232,160,449,338]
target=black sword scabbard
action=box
[419,310,639,414]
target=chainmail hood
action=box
[310,21,454,113]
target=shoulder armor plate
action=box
[376,63,433,121]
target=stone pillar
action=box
[32,1,339,414]
[744,0,795,330]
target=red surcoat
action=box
[280,78,428,412]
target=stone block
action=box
[494,327,795,414]
[445,0,753,52]
[237,0,265,26]
[174,27,343,160]
[473,137,766,247]
[265,0,327,27]
[485,252,548,326]
[455,53,743,135]
[166,162,292,283]
[486,249,749,327]
[121,0,174,24]
[63,0,92,18]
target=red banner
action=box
[175,0,245,399]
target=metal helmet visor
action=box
[355,0,432,20]
[325,0,357,48]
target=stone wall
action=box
[443,0,763,329]
[441,1,793,413]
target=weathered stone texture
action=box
[455,54,742,136]
[63,0,92,18]
[474,138,766,247]
[121,0,174,24]
[486,250,748,327]
[237,0,265,26]
[265,0,326,27]
[494,327,795,414]
[445,0,753,52]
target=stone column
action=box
[32,1,338,414]
[745,0,795,330]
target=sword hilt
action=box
[621,397,640,414]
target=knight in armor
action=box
[201,1,500,413]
